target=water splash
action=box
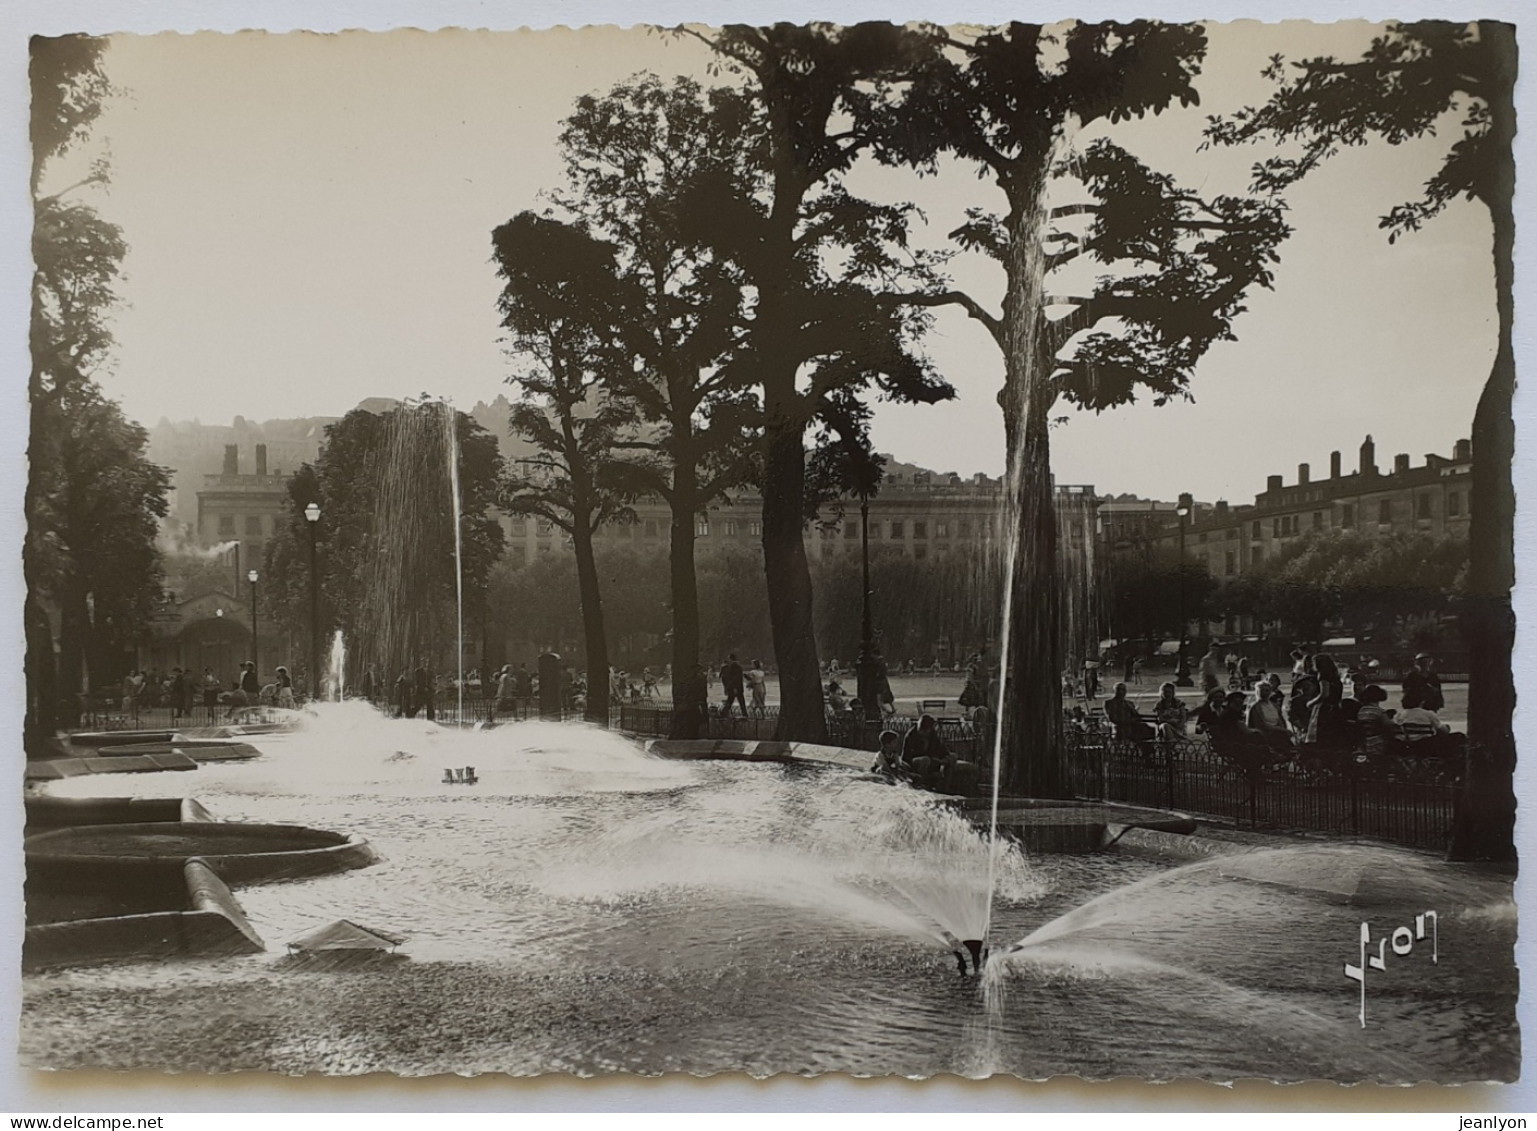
[444,403,466,722]
[325,628,347,702]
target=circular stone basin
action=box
[26,821,379,888]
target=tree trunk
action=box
[1448,22,1516,863]
[56,578,87,729]
[668,461,702,739]
[997,162,1067,798]
[572,522,611,728]
[24,591,58,749]
[760,394,826,744]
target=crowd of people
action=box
[1089,650,1459,774]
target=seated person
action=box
[902,714,957,790]
[1194,688,1230,735]
[1206,691,1271,769]
[1397,693,1451,740]
[1152,682,1189,741]
[1354,684,1402,757]
[1104,682,1154,742]
[825,679,847,713]
[1245,681,1293,749]
[869,729,909,781]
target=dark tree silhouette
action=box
[1207,20,1517,860]
[681,23,956,743]
[875,21,1291,795]
[551,75,761,734]
[492,213,638,725]
[28,35,171,738]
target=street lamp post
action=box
[1175,492,1194,687]
[247,569,259,677]
[304,502,321,702]
[855,493,882,725]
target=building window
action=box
[1418,493,1432,520]
[1251,520,1261,539]
[1251,545,1264,565]
[1225,550,1236,576]
[845,521,857,539]
[1340,505,1355,529]
[1447,490,1460,517]
[509,519,527,537]
[696,517,710,537]
[538,519,554,536]
[749,520,763,537]
[913,521,927,540]
[1379,499,1392,525]
[1312,511,1323,529]
[914,544,928,561]
[510,544,527,566]
[890,521,905,539]
[245,516,262,537]
[644,520,658,537]
[723,519,738,536]
[936,522,948,538]
[1271,517,1280,538]
[218,514,236,537]
[958,521,971,539]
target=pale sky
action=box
[50,20,1498,505]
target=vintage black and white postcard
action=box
[7,0,1531,1112]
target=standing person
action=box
[1401,653,1445,712]
[746,659,768,716]
[1306,654,1345,749]
[873,648,895,717]
[395,670,414,718]
[677,663,708,740]
[414,662,435,722]
[1199,642,1225,694]
[515,662,533,709]
[274,666,296,709]
[240,661,260,699]
[496,666,514,712]
[642,667,659,701]
[169,668,188,722]
[1122,650,1136,687]
[1082,656,1100,699]
[719,654,747,718]
[1288,654,1320,733]
[361,666,378,704]
[122,671,140,716]
[201,668,220,711]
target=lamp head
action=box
[1176,492,1193,518]
[304,502,321,523]
[247,569,259,584]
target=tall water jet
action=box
[356,398,466,700]
[445,402,466,722]
[325,628,346,701]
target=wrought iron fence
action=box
[1063,730,1459,851]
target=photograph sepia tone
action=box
[12,1,1529,1101]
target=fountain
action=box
[20,701,1518,1080]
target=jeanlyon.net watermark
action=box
[1343,911,1438,1028]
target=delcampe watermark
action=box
[1343,912,1439,1028]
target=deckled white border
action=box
[0,0,1529,1114]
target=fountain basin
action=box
[24,795,215,836]
[23,858,263,972]
[95,741,260,762]
[26,821,379,888]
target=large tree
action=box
[28,35,171,737]
[684,24,956,742]
[876,21,1291,795]
[1207,20,1516,860]
[492,213,637,725]
[550,75,761,733]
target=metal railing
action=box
[1063,730,1459,851]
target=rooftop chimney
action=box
[1393,453,1410,474]
[1454,438,1472,462]
[1331,450,1342,478]
[1216,500,1229,519]
[1298,463,1310,485]
[1359,435,1376,476]
[255,443,268,477]
[1266,474,1283,493]
[223,444,238,477]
